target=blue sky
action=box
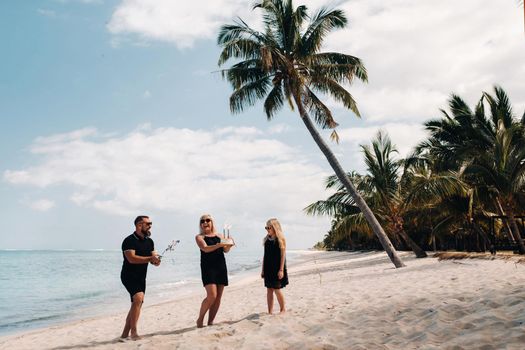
[1,0,524,250]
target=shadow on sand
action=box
[50,313,265,349]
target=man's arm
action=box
[124,250,157,264]
[150,250,161,266]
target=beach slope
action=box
[1,251,524,349]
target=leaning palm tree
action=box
[217,0,405,267]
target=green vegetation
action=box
[308,86,525,255]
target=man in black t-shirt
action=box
[120,215,160,341]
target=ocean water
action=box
[0,248,304,336]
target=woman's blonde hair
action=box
[264,218,286,249]
[199,214,217,235]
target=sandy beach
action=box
[1,251,524,350]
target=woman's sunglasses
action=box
[200,218,212,224]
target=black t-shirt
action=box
[121,233,154,277]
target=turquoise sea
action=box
[0,248,304,336]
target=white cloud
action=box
[334,122,428,173]
[107,0,249,49]
[324,0,525,123]
[268,123,291,134]
[107,0,335,48]
[107,0,524,123]
[28,199,56,212]
[37,9,57,17]
[54,0,103,4]
[4,126,331,246]
[142,90,151,99]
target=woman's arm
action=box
[221,234,234,253]
[195,235,225,253]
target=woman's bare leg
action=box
[197,284,217,328]
[267,288,274,314]
[207,284,224,325]
[274,289,286,313]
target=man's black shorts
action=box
[121,272,146,302]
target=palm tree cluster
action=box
[308,86,525,256]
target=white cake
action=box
[221,237,234,245]
[222,225,234,245]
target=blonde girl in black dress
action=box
[195,214,233,327]
[261,218,288,314]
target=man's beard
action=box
[142,229,151,237]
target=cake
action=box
[222,225,234,245]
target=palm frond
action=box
[219,59,268,89]
[264,83,285,120]
[218,38,263,66]
[309,75,360,117]
[303,87,337,129]
[217,20,266,47]
[308,53,368,83]
[229,77,272,113]
[300,8,347,55]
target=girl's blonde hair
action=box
[199,214,217,235]
[264,218,286,249]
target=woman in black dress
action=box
[261,218,288,314]
[195,214,233,327]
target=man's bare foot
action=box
[196,319,204,328]
[279,310,286,315]
[207,322,214,326]
[130,334,142,341]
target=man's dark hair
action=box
[134,215,149,226]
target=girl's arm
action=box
[278,239,286,279]
[261,247,265,278]
[195,235,226,252]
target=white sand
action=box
[1,251,524,350]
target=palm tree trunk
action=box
[472,222,495,255]
[396,228,427,258]
[494,198,516,242]
[502,203,525,255]
[294,96,405,268]
[496,198,525,253]
[347,232,354,250]
[430,222,437,252]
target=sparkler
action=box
[158,239,180,260]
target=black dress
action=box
[200,235,228,286]
[263,237,288,289]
